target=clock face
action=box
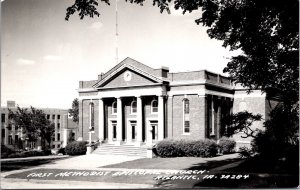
[124,71,132,81]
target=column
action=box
[78,99,83,141]
[217,97,222,139]
[158,96,164,140]
[211,95,215,136]
[116,97,123,144]
[98,98,104,141]
[136,96,143,144]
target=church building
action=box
[78,57,276,149]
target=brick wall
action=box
[232,91,266,148]
[80,99,99,142]
[168,95,206,140]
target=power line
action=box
[115,0,119,64]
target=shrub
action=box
[156,140,179,157]
[65,141,88,155]
[5,150,48,158]
[156,139,218,158]
[57,147,66,155]
[1,145,15,158]
[196,139,218,157]
[238,146,253,158]
[218,137,236,154]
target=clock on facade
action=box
[124,71,132,81]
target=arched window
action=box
[89,102,94,131]
[183,98,190,134]
[131,101,137,114]
[112,101,117,114]
[184,99,189,114]
[151,100,158,113]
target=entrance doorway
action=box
[111,120,117,141]
[148,120,158,144]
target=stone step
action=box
[93,143,148,157]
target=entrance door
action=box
[111,121,117,141]
[151,124,158,141]
[132,124,136,140]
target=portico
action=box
[79,84,167,146]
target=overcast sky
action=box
[1,0,238,109]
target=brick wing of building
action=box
[78,57,277,149]
[1,101,78,150]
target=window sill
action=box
[182,133,190,135]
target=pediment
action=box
[93,62,163,88]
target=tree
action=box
[68,98,79,123]
[222,111,262,138]
[8,106,55,150]
[65,0,299,107]
[65,0,299,161]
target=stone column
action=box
[146,123,152,146]
[158,96,164,141]
[78,99,83,141]
[126,121,132,143]
[98,98,104,141]
[217,97,222,139]
[108,121,113,143]
[116,97,123,144]
[136,96,143,145]
[211,95,215,136]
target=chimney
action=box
[98,72,104,80]
[160,66,169,78]
[7,101,16,108]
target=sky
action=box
[1,0,239,109]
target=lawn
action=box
[1,157,70,172]
[101,153,242,170]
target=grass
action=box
[1,157,70,172]
[101,155,242,170]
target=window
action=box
[184,99,190,114]
[1,114,5,123]
[131,101,137,114]
[90,102,94,131]
[52,145,55,149]
[57,144,60,148]
[57,115,60,120]
[47,115,50,120]
[112,101,117,114]
[57,133,60,141]
[57,123,60,131]
[52,115,55,120]
[183,98,190,134]
[151,100,158,113]
[15,135,18,144]
[2,129,5,137]
[8,135,12,145]
[184,121,190,133]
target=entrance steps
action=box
[92,143,148,157]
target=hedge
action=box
[1,145,15,158]
[156,139,218,158]
[218,137,236,154]
[65,141,88,155]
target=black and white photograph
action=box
[1,0,299,188]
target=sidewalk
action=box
[1,154,149,189]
